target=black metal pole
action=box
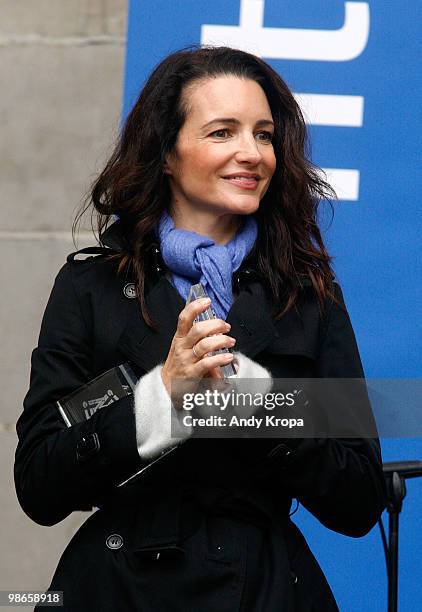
[388,506,399,612]
[384,467,411,612]
[382,461,422,612]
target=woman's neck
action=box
[170,207,241,245]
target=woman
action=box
[15,45,386,611]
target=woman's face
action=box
[164,76,277,220]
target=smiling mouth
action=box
[222,176,260,189]
[223,176,259,181]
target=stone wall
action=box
[0,2,127,605]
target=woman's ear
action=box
[163,151,174,176]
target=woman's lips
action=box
[222,177,260,190]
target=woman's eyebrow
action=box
[201,117,274,129]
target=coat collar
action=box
[101,218,265,291]
[104,220,282,371]
[100,219,127,251]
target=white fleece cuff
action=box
[231,352,273,417]
[232,352,272,381]
[191,352,273,419]
[133,353,273,458]
[133,364,193,461]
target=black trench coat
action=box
[14,220,387,611]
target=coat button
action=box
[76,432,100,462]
[266,443,294,469]
[290,570,298,584]
[106,534,124,550]
[123,283,137,299]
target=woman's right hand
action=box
[161,297,236,403]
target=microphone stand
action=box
[382,461,422,612]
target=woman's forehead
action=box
[182,76,272,124]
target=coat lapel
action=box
[117,275,281,374]
[225,281,280,357]
[117,275,185,374]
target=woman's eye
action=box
[257,131,274,142]
[210,129,230,138]
[209,129,274,142]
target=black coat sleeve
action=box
[14,262,145,526]
[258,283,387,537]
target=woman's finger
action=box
[204,366,224,379]
[192,351,235,378]
[192,334,236,360]
[174,297,211,338]
[185,318,231,348]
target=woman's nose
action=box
[234,134,263,164]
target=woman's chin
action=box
[222,197,260,215]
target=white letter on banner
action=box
[295,95,363,199]
[201,0,370,62]
[319,168,360,201]
[294,94,364,127]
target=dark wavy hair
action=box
[74,44,337,329]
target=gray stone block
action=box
[104,0,128,37]
[0,430,91,595]
[0,235,94,424]
[1,43,125,232]
[0,0,129,597]
[0,0,127,38]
